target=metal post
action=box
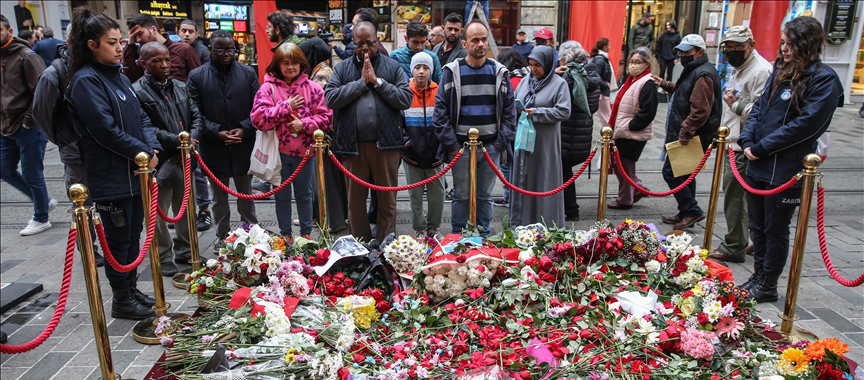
[467,128,480,228]
[779,154,822,341]
[703,126,729,250]
[133,152,189,344]
[597,127,613,222]
[313,130,329,240]
[69,184,116,380]
[173,131,201,288]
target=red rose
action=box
[337,367,350,380]
[456,255,467,264]
[579,329,593,340]
[524,257,538,267]
[333,272,346,283]
[344,278,355,287]
[682,291,694,298]
[344,287,356,296]
[541,273,556,283]
[353,353,365,363]
[309,257,321,266]
[538,256,553,272]
[376,300,390,313]
[317,249,331,260]
[576,305,587,315]
[697,313,709,325]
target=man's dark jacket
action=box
[666,55,722,151]
[133,73,204,163]
[33,44,80,164]
[191,37,211,64]
[187,61,259,178]
[324,53,412,155]
[739,62,843,186]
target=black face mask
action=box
[725,50,747,67]
[679,55,694,66]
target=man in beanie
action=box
[652,34,722,230]
[402,52,444,238]
[708,26,771,263]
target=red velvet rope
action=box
[196,151,312,199]
[0,229,77,354]
[153,156,192,223]
[816,187,864,287]
[727,147,800,196]
[329,151,463,192]
[485,148,597,197]
[96,192,157,273]
[611,144,713,197]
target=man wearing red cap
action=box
[534,28,558,63]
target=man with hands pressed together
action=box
[652,34,722,230]
[325,21,412,244]
[187,30,259,240]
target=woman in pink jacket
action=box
[251,43,332,240]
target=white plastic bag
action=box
[248,129,282,184]
[816,131,830,162]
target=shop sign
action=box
[137,0,189,18]
[824,0,857,44]
[330,8,344,24]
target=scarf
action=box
[562,62,590,115]
[523,45,557,108]
[608,68,651,129]
[598,50,618,91]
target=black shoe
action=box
[197,209,212,231]
[167,223,175,229]
[161,262,179,277]
[565,213,579,221]
[128,275,156,308]
[739,267,763,295]
[93,249,106,268]
[111,285,156,320]
[0,331,7,344]
[751,273,780,303]
[175,256,192,266]
[445,189,454,203]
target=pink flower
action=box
[714,316,744,339]
[680,329,714,360]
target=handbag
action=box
[513,112,536,153]
[248,83,282,184]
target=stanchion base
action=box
[98,375,124,380]
[172,268,193,289]
[775,325,817,344]
[133,313,191,345]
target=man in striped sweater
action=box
[433,21,516,236]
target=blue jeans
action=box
[500,159,512,202]
[194,166,211,210]
[466,0,490,20]
[451,147,500,236]
[0,127,50,223]
[662,156,703,217]
[275,154,315,236]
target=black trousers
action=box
[659,58,676,81]
[95,196,144,284]
[562,158,581,218]
[746,176,801,277]
[662,157,703,217]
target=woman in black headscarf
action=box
[510,45,571,227]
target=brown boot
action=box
[661,214,682,224]
[673,213,706,229]
[708,249,745,263]
[745,244,754,256]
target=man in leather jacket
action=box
[133,42,204,277]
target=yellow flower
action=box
[699,249,709,259]
[680,297,696,316]
[285,348,296,363]
[691,285,703,297]
[779,348,810,376]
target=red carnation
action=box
[456,255,467,264]
[697,313,709,325]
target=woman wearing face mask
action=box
[607,47,658,210]
[737,16,843,303]
[510,45,571,227]
[65,6,163,320]
[251,43,333,242]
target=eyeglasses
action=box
[721,42,750,51]
[213,48,236,55]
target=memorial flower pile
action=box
[162,222,858,380]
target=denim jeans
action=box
[451,147,500,236]
[662,156,703,217]
[500,159,512,202]
[194,166,211,210]
[0,127,50,223]
[466,0,490,20]
[275,154,315,236]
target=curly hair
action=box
[267,11,294,39]
[406,21,428,38]
[559,40,590,64]
[771,16,825,110]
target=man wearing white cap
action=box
[402,52,444,238]
[652,34,722,230]
[709,25,772,263]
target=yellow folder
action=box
[665,135,703,178]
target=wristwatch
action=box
[375,78,384,88]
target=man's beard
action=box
[269,32,280,42]
[446,35,459,44]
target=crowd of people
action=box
[0,5,846,320]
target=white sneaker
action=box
[48,198,58,212]
[20,219,52,236]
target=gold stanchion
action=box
[596,127,613,222]
[69,184,118,380]
[313,130,329,240]
[467,128,480,228]
[173,132,201,289]
[132,152,189,345]
[702,126,729,250]
[778,154,822,342]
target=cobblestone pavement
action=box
[2,104,862,379]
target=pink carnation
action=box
[680,329,714,360]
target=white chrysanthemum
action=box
[644,260,661,273]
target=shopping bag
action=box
[514,112,536,153]
[248,129,282,184]
[816,131,830,162]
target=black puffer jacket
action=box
[590,55,612,96]
[584,61,606,113]
[561,62,604,163]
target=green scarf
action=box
[562,62,590,115]
[272,35,308,52]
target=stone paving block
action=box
[49,366,96,380]
[845,333,864,348]
[0,260,25,274]
[810,308,864,333]
[769,301,816,320]
[131,346,167,368]
[17,293,58,314]
[0,337,62,368]
[112,349,143,375]
[825,285,864,306]
[0,313,37,337]
[0,366,27,380]
[19,352,75,380]
[123,365,155,379]
[57,324,97,352]
[107,318,138,337]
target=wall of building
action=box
[814,0,863,103]
[519,0,558,46]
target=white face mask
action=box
[629,63,648,76]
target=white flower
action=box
[644,260,661,273]
[204,277,215,288]
[222,262,232,274]
[518,249,534,263]
[206,259,218,268]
